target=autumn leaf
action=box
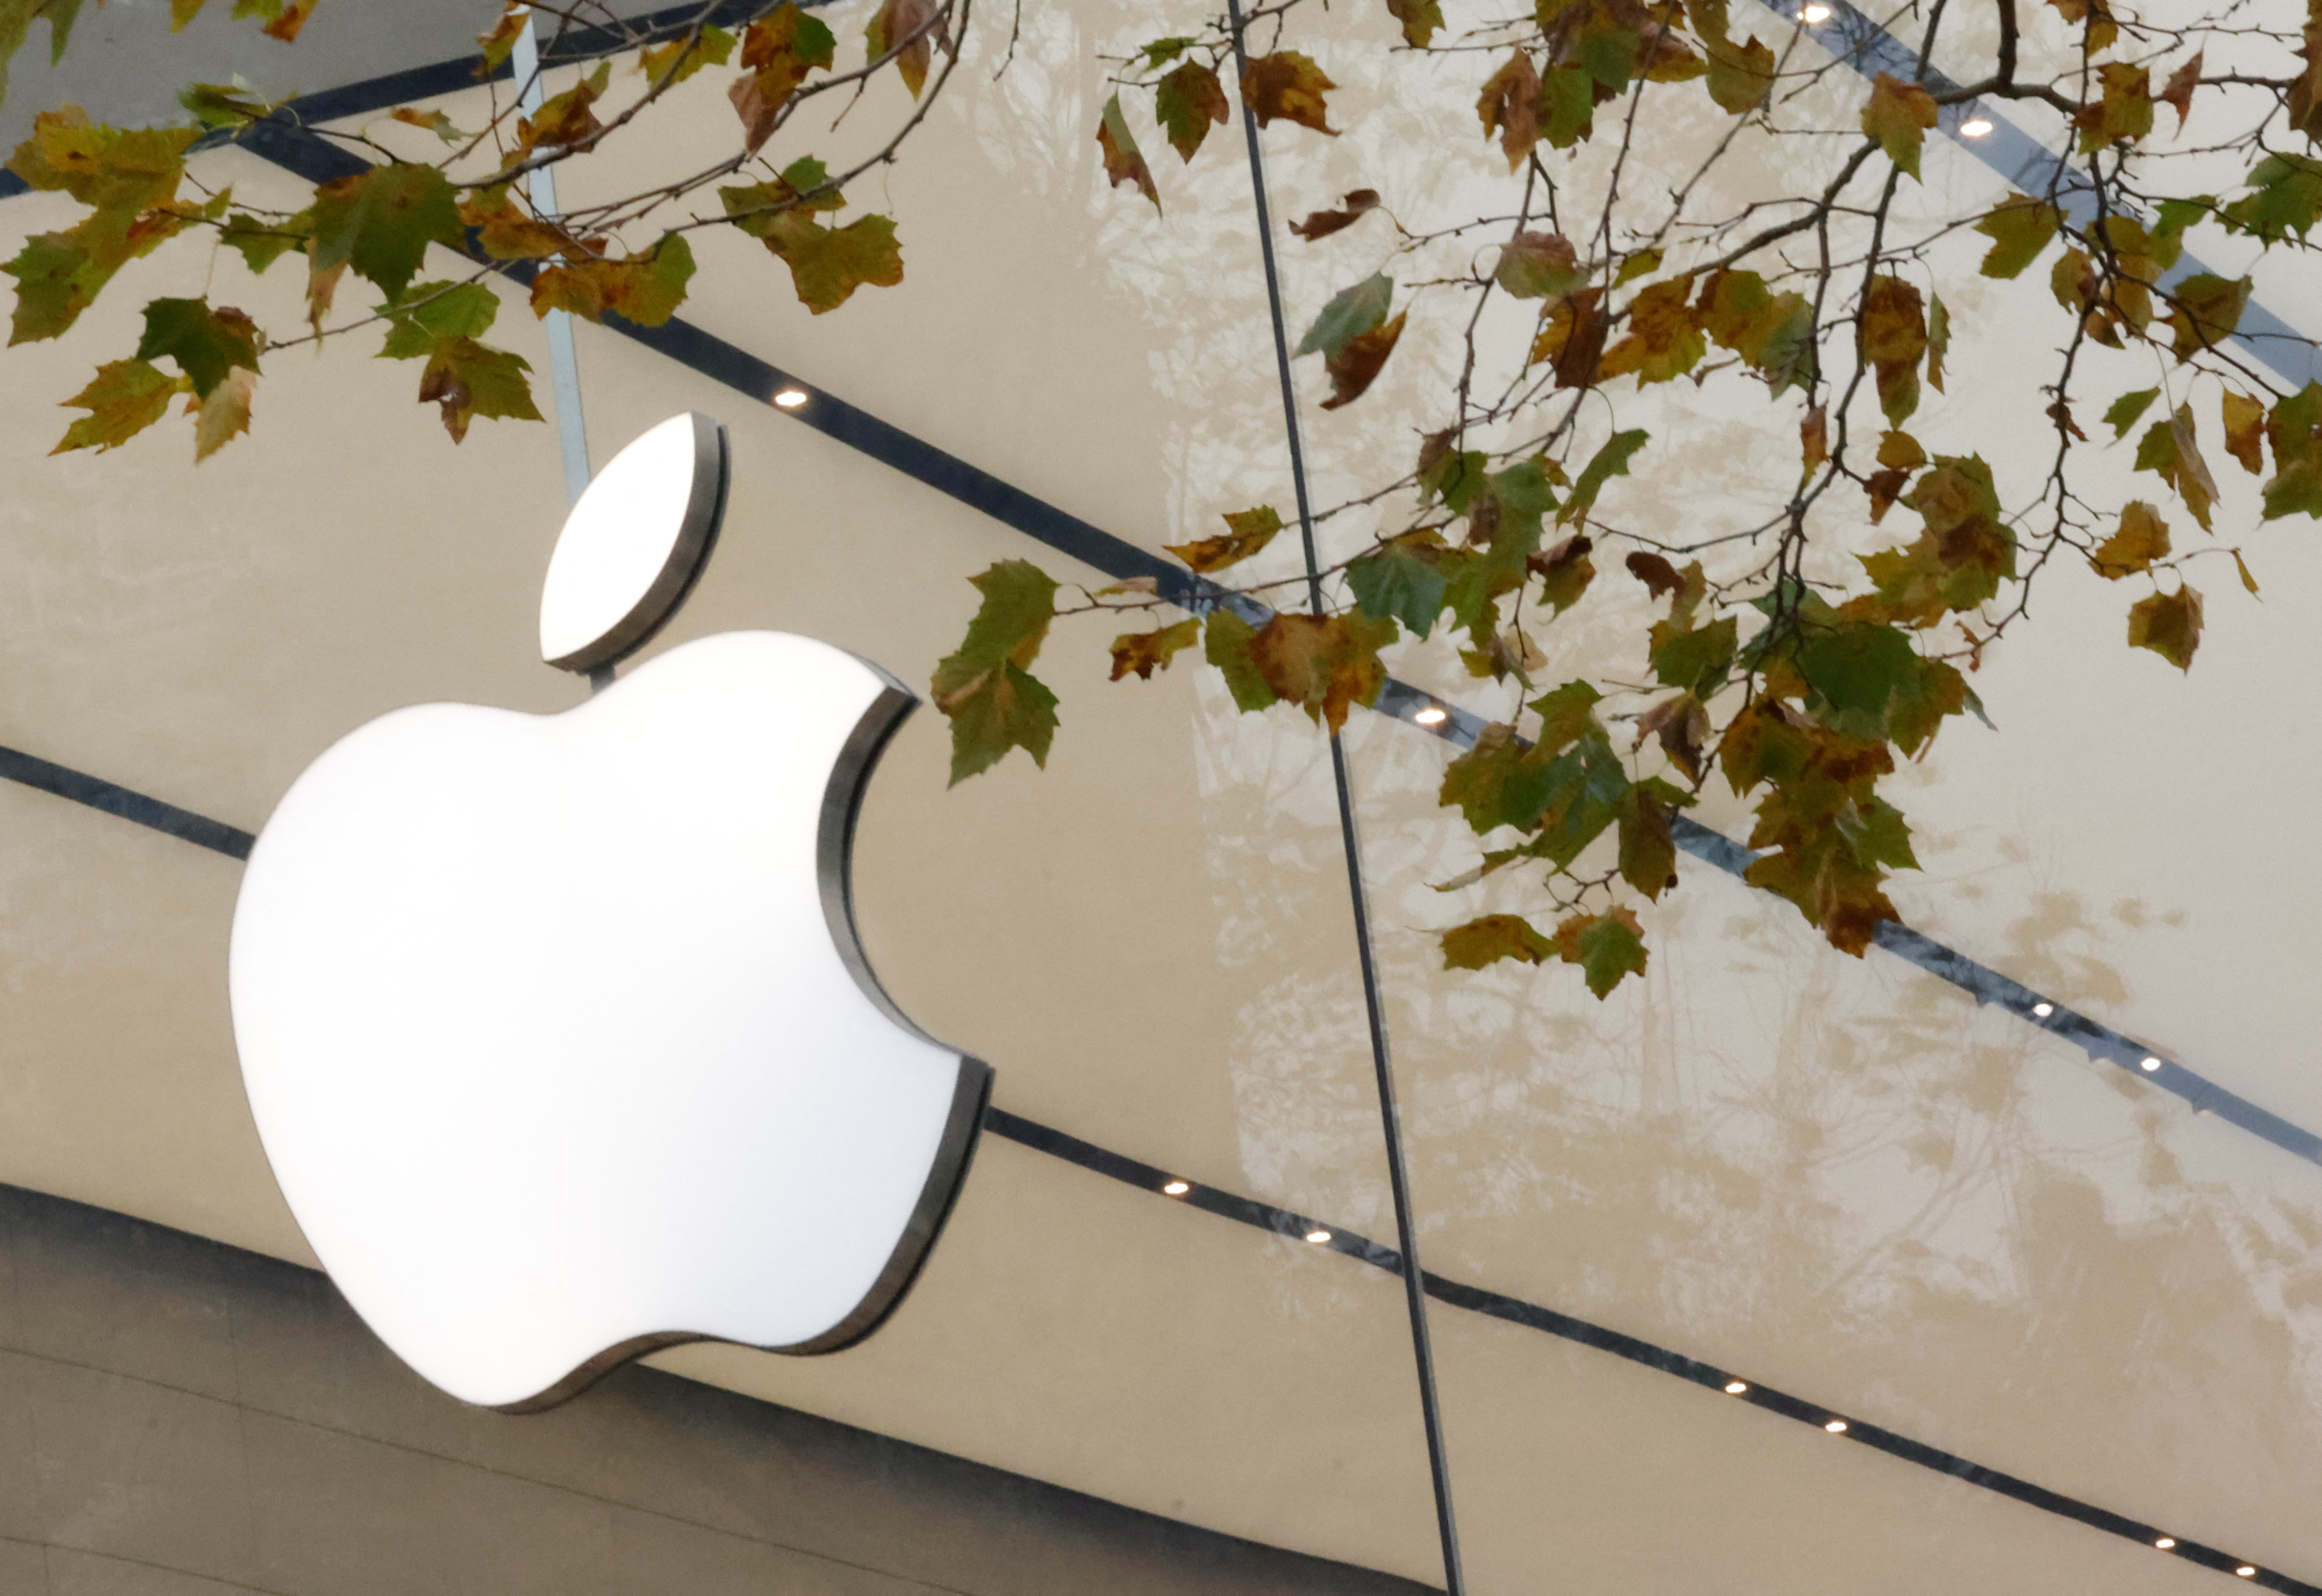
[1531,289,1609,387]
[1348,532,1456,637]
[1098,95,1161,214]
[2159,50,2202,129]
[183,81,283,130]
[1704,34,1773,114]
[51,358,183,454]
[191,364,256,460]
[388,107,470,144]
[1618,780,1684,896]
[2047,0,2119,52]
[2135,404,2218,529]
[1155,61,1228,162]
[1441,914,1553,971]
[2222,390,2265,474]
[2127,585,2203,670]
[1321,311,1406,409]
[1477,49,1540,170]
[507,62,610,167]
[1861,273,1927,427]
[1529,531,1594,613]
[478,4,526,70]
[309,163,463,306]
[1973,195,2059,279]
[1167,504,1283,573]
[2164,273,2249,360]
[867,0,948,99]
[1109,618,1201,681]
[729,3,834,147]
[232,0,320,43]
[2104,387,2158,440]
[1637,692,1710,783]
[1878,429,1927,472]
[2222,155,2322,244]
[742,198,905,315]
[1596,277,1704,385]
[640,23,737,89]
[1626,550,1681,600]
[1291,190,1381,242]
[135,297,260,398]
[1538,64,1597,147]
[2089,500,2169,578]
[1561,428,1648,525]
[1246,611,1396,733]
[1552,907,1649,996]
[1204,609,1280,712]
[415,336,540,441]
[1862,72,1938,181]
[1386,0,1443,48]
[1925,293,1949,392]
[1649,615,1736,695]
[1297,272,1391,357]
[1243,51,1337,134]
[530,235,696,327]
[1800,404,1828,476]
[2262,382,2322,519]
[932,560,1062,783]
[2076,61,2154,153]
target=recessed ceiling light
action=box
[1414,707,1448,725]
[2141,1056,2163,1072]
[2155,1538,2177,1550]
[1800,3,1831,19]
[1304,1228,1332,1244]
[773,388,809,409]
[2238,1569,2257,1579]
[1824,1419,1848,1432]
[1724,1380,1748,1394]
[1162,1179,1190,1195]
[2032,1001,2053,1017]
[1960,117,1994,137]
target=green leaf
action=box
[1552,906,1649,997]
[948,558,1058,671]
[753,212,904,315]
[1204,609,1280,713]
[530,234,697,327]
[1973,195,2060,279]
[1704,33,1773,114]
[1154,61,1228,162]
[309,163,464,305]
[1794,623,1921,740]
[1167,504,1283,573]
[415,336,540,442]
[1386,0,1443,48]
[1494,230,1583,300]
[2262,382,2322,520]
[2103,387,2158,441]
[1649,615,1737,694]
[2134,404,2217,530]
[135,297,260,397]
[932,560,1063,783]
[2221,154,2322,244]
[1296,272,1392,358]
[1617,782,1678,898]
[1439,721,1556,833]
[377,280,499,357]
[1348,534,1454,638]
[180,80,280,129]
[1441,913,1554,970]
[50,357,182,454]
[1561,428,1648,524]
[1538,64,1597,146]
[1098,93,1161,214]
[2164,272,2249,360]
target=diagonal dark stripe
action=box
[0,744,253,859]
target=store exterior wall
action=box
[0,1179,1428,1596]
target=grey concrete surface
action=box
[0,1179,1436,1596]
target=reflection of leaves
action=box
[1167,504,1282,572]
[932,561,1061,783]
[2127,586,2202,670]
[1243,51,1338,133]
[1108,618,1201,680]
[1097,95,1161,214]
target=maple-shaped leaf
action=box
[2135,405,2218,530]
[1862,72,1938,181]
[2127,585,2202,671]
[1552,907,1649,997]
[754,210,905,315]
[1537,64,1596,148]
[2089,501,2169,578]
[1098,95,1161,215]
[416,336,540,442]
[6,109,196,211]
[1168,504,1283,573]
[531,235,696,327]
[309,163,463,307]
[1387,0,1443,48]
[2222,155,2322,244]
[2164,273,2249,360]
[507,62,610,167]
[377,280,500,357]
[477,4,526,70]
[729,4,833,147]
[182,81,284,130]
[1636,692,1709,784]
[1291,190,1381,242]
[1441,914,1554,971]
[1477,49,1540,171]
[461,187,582,262]
[1617,780,1684,896]
[1203,609,1280,712]
[2047,0,2119,52]
[224,0,320,42]
[2222,390,2265,474]
[1246,611,1396,733]
[1439,721,1555,832]
[1348,532,1456,637]
[1155,61,1228,163]
[191,363,257,460]
[1560,428,1647,525]
[1597,278,1703,386]
[135,297,260,398]
[1704,34,1773,114]
[1242,51,1337,134]
[1695,270,1808,377]
[51,358,184,454]
[1650,615,1737,696]
[1972,195,2059,279]
[1108,618,1201,681]
[868,0,948,99]
[1321,311,1406,409]
[1530,532,1594,613]
[2075,61,2154,153]
[639,24,737,89]
[2158,49,2202,129]
[1495,231,1583,300]
[932,560,1061,783]
[2262,382,2322,519]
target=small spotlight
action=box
[2238,1569,2258,1579]
[1414,707,1448,725]
[2141,1056,2163,1072]
[1304,1228,1332,1244]
[2156,1539,2177,1550]
[1800,3,1832,19]
[1162,1179,1191,1196]
[1960,117,1994,137]
[773,387,810,408]
[2032,1001,2053,1018]
[1724,1381,1749,1394]
[1824,1419,1848,1433]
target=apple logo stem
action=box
[230,413,990,1411]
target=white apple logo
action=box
[229,414,989,1412]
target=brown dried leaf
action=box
[1243,51,1338,134]
[1321,310,1406,409]
[1290,190,1381,242]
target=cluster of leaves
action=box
[1,0,957,456]
[927,0,2322,998]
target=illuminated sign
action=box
[229,415,989,1410]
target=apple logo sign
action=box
[229,413,991,1411]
